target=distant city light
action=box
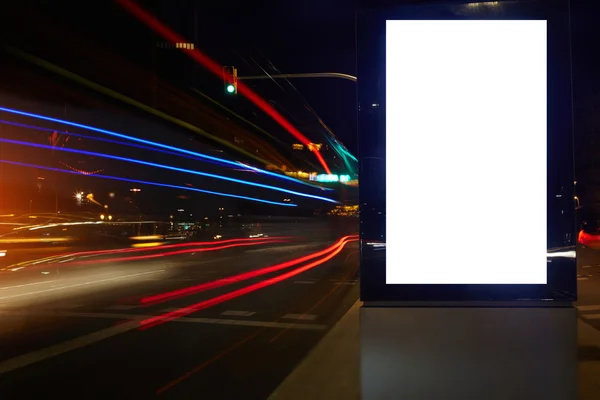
[309,174,351,183]
[130,188,142,192]
[466,1,499,6]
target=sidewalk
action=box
[269,301,600,400]
[268,301,360,400]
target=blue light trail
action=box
[0,138,339,204]
[0,119,231,169]
[0,160,297,207]
[0,106,332,191]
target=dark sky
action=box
[5,0,359,153]
[8,0,600,157]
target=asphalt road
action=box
[0,232,360,399]
[2,233,597,400]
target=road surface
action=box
[1,235,598,399]
[0,231,359,399]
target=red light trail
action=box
[153,235,358,395]
[139,235,358,330]
[116,0,332,174]
[65,239,289,267]
[140,235,357,306]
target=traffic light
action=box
[223,66,238,95]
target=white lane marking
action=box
[220,310,256,317]
[582,313,600,320]
[0,319,140,375]
[0,280,59,291]
[0,270,164,302]
[58,304,83,309]
[0,310,327,331]
[178,317,325,330]
[294,281,314,284]
[577,277,589,281]
[104,305,138,311]
[576,305,600,312]
[244,244,320,254]
[283,313,318,321]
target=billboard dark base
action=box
[361,305,577,400]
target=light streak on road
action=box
[0,138,338,203]
[140,236,358,329]
[0,160,298,207]
[0,104,326,188]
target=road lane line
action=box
[220,310,255,317]
[0,270,164,302]
[282,313,318,321]
[104,305,139,311]
[178,317,326,330]
[0,320,140,375]
[0,280,59,291]
[58,304,83,309]
[0,310,327,331]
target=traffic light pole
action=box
[237,72,357,82]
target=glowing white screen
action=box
[386,20,547,285]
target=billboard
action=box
[358,0,576,302]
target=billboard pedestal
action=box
[360,304,577,400]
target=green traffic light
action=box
[226,84,235,93]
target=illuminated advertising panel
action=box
[358,0,576,302]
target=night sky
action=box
[5,0,358,152]
[6,0,600,157]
